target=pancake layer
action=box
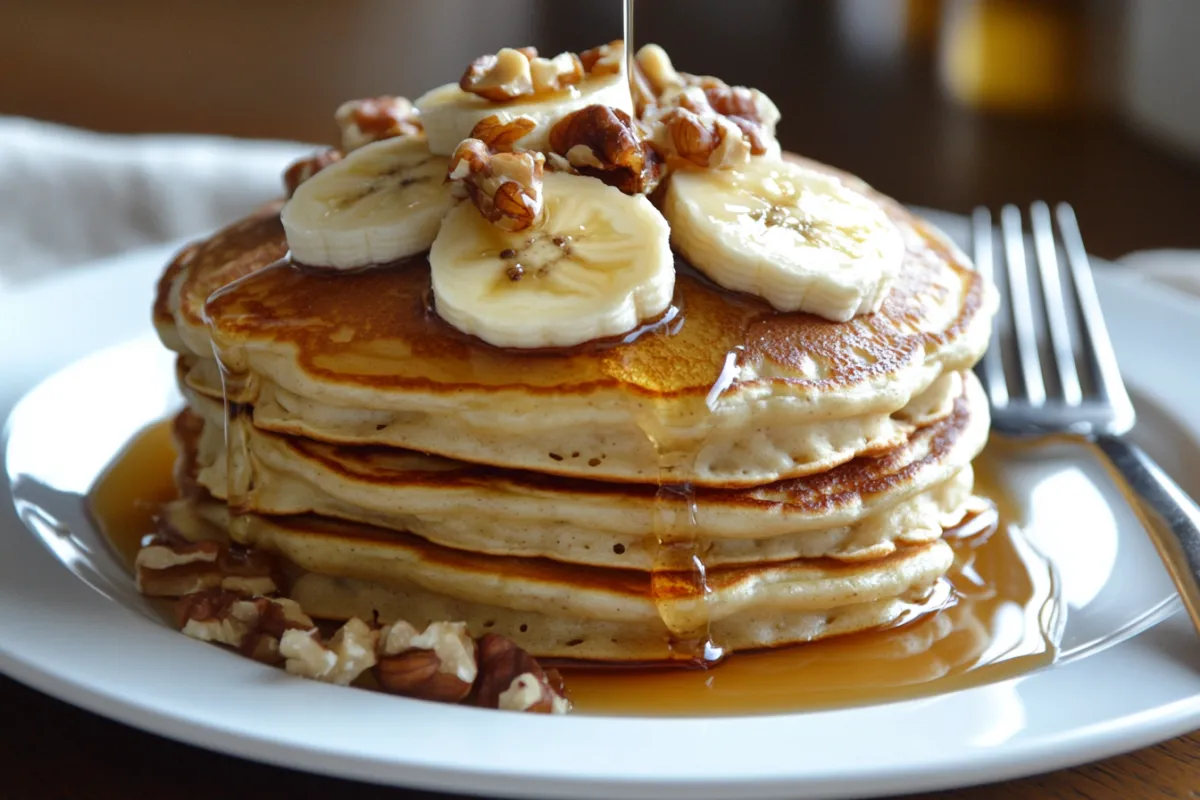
[179,370,988,569]
[156,158,995,487]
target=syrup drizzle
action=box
[87,421,1058,716]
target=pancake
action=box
[154,200,287,359]
[177,369,989,569]
[190,200,992,487]
[153,152,995,488]
[164,496,953,661]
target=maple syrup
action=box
[87,418,1057,716]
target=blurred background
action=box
[4,0,1200,258]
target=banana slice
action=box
[664,158,904,321]
[430,171,673,349]
[416,73,633,157]
[281,135,455,269]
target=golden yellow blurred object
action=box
[940,0,1084,114]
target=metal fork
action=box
[973,202,1200,634]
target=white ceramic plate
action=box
[3,216,1200,800]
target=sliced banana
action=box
[664,158,905,321]
[430,171,674,349]
[416,74,633,157]
[281,135,455,269]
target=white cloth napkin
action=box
[0,116,312,288]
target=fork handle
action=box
[1097,435,1200,635]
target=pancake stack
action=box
[150,42,996,663]
[152,189,993,662]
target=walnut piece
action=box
[375,621,478,702]
[460,48,535,102]
[137,530,281,599]
[448,117,545,231]
[681,79,778,155]
[498,673,571,714]
[280,617,378,685]
[529,51,584,94]
[461,47,584,102]
[635,44,684,97]
[473,633,571,714]
[645,105,751,170]
[580,40,624,76]
[548,105,663,195]
[467,114,537,153]
[633,44,779,157]
[175,589,314,665]
[283,149,342,197]
[334,96,422,152]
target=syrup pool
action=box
[88,419,1059,717]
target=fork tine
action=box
[1030,201,1082,405]
[1056,204,1135,428]
[1000,204,1046,405]
[971,207,1008,407]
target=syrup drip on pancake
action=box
[88,422,1058,714]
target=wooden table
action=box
[4,2,1200,796]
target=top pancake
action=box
[157,155,996,487]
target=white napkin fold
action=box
[0,116,311,288]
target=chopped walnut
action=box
[645,106,751,169]
[529,51,584,94]
[175,589,314,664]
[633,44,778,156]
[473,633,571,714]
[467,114,537,153]
[283,149,342,197]
[375,621,478,702]
[334,96,422,152]
[135,535,220,597]
[280,617,378,685]
[461,47,584,102]
[136,531,280,599]
[460,47,536,101]
[580,40,624,76]
[498,672,572,714]
[548,105,664,195]
[684,79,779,155]
[136,539,219,571]
[636,44,687,99]
[448,119,545,231]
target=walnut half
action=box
[548,105,664,195]
[448,116,545,231]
